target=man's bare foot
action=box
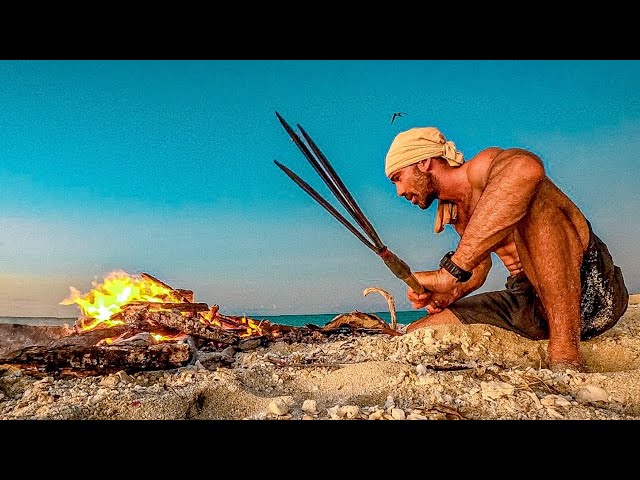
[549,359,585,373]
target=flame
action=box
[240,316,263,337]
[100,332,187,345]
[60,270,184,331]
[60,270,263,340]
[199,310,263,337]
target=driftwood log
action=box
[0,321,194,377]
[1,342,192,377]
[0,292,400,377]
[119,305,239,345]
[0,323,75,357]
[320,311,401,336]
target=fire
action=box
[61,270,264,340]
[101,332,187,345]
[199,309,263,337]
[60,270,185,331]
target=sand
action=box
[1,305,640,420]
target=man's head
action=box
[385,127,464,210]
[385,127,464,178]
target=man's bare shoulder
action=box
[494,147,543,163]
[467,147,503,188]
[468,147,544,187]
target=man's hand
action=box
[407,268,464,313]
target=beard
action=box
[411,168,438,210]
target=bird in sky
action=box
[391,112,407,124]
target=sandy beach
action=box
[1,301,639,421]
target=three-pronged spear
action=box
[274,111,427,295]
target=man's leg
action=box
[405,309,460,333]
[406,274,550,339]
[513,180,589,370]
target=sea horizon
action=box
[0,310,426,328]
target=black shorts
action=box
[447,225,629,340]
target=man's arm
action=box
[409,255,492,311]
[451,148,545,272]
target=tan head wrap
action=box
[384,127,464,178]
[385,127,464,234]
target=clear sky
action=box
[1,59,639,318]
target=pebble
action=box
[268,398,289,416]
[302,399,318,413]
[391,408,406,420]
[575,385,609,403]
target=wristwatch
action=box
[439,251,472,283]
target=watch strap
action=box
[439,251,472,283]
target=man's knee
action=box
[405,309,461,333]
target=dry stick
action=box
[141,272,191,303]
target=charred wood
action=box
[140,272,192,303]
[1,341,192,377]
[0,323,75,357]
[120,306,239,345]
[126,302,209,312]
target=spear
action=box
[274,111,427,295]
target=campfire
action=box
[59,270,264,344]
[0,271,399,377]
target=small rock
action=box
[391,408,406,420]
[406,413,427,420]
[327,406,344,419]
[343,405,360,419]
[302,399,318,414]
[545,407,564,419]
[99,375,119,387]
[524,391,542,409]
[481,381,515,400]
[368,409,385,420]
[575,385,608,404]
[384,395,395,409]
[116,370,133,383]
[268,398,289,416]
[422,337,436,346]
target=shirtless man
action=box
[385,127,629,372]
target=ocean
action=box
[0,310,427,328]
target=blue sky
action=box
[1,59,638,318]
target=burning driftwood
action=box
[118,304,239,345]
[0,272,259,377]
[0,272,401,377]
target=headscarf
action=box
[384,127,464,177]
